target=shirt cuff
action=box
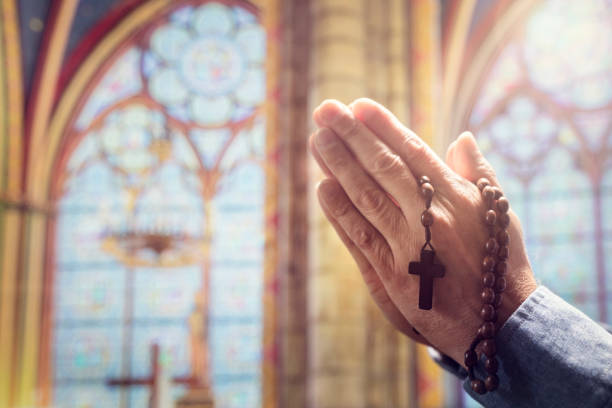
[463,286,612,408]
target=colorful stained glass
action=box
[469,0,612,325]
[53,2,268,407]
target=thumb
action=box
[451,131,501,187]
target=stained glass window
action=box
[469,0,612,323]
[53,2,268,407]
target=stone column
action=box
[308,1,369,408]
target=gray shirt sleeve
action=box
[464,286,612,408]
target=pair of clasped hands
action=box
[310,99,537,366]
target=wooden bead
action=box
[496,197,509,213]
[485,238,498,254]
[496,230,510,246]
[485,374,500,391]
[477,178,490,191]
[495,276,507,292]
[421,210,434,226]
[498,213,510,228]
[482,256,496,272]
[471,379,486,394]
[485,357,499,373]
[419,175,431,185]
[464,350,478,367]
[492,187,503,200]
[493,293,503,308]
[480,322,496,338]
[421,183,434,200]
[481,304,496,321]
[482,339,496,357]
[481,288,495,304]
[485,210,497,225]
[482,272,496,288]
[482,186,495,201]
[495,261,507,275]
[498,245,509,261]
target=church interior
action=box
[0,0,610,407]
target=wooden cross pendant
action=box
[409,249,445,310]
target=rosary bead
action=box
[481,288,495,304]
[485,357,499,373]
[493,293,503,308]
[496,197,509,213]
[471,379,486,394]
[477,178,490,192]
[495,261,507,275]
[482,186,495,201]
[482,272,496,287]
[485,374,500,391]
[485,210,497,225]
[419,175,431,185]
[480,322,496,338]
[481,304,496,321]
[492,187,503,200]
[464,350,478,367]
[421,210,434,226]
[421,183,434,200]
[485,238,498,254]
[482,339,497,357]
[498,245,509,261]
[498,212,510,228]
[495,276,507,292]
[496,230,510,246]
[482,256,496,272]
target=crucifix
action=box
[409,248,445,310]
[107,344,162,408]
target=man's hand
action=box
[309,98,537,365]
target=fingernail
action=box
[315,99,350,124]
[315,128,336,148]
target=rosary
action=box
[409,176,510,394]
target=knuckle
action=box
[372,151,405,176]
[400,134,426,161]
[353,226,376,250]
[356,188,386,214]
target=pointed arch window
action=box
[468,0,612,323]
[50,2,275,407]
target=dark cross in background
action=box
[107,344,201,408]
[409,249,445,310]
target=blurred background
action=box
[0,0,610,407]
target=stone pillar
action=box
[308,1,369,408]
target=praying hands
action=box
[309,98,538,367]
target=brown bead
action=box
[477,178,490,191]
[482,256,496,272]
[498,245,509,261]
[421,210,434,226]
[485,374,500,391]
[496,197,509,213]
[482,339,496,357]
[485,357,499,373]
[482,186,495,201]
[493,293,503,308]
[482,272,496,288]
[480,322,496,338]
[485,210,497,225]
[464,350,478,367]
[495,261,507,275]
[485,238,498,254]
[496,230,510,246]
[419,175,431,185]
[481,304,496,321]
[492,187,503,200]
[421,183,434,200]
[470,379,486,394]
[498,212,510,228]
[481,288,495,304]
[495,277,507,292]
